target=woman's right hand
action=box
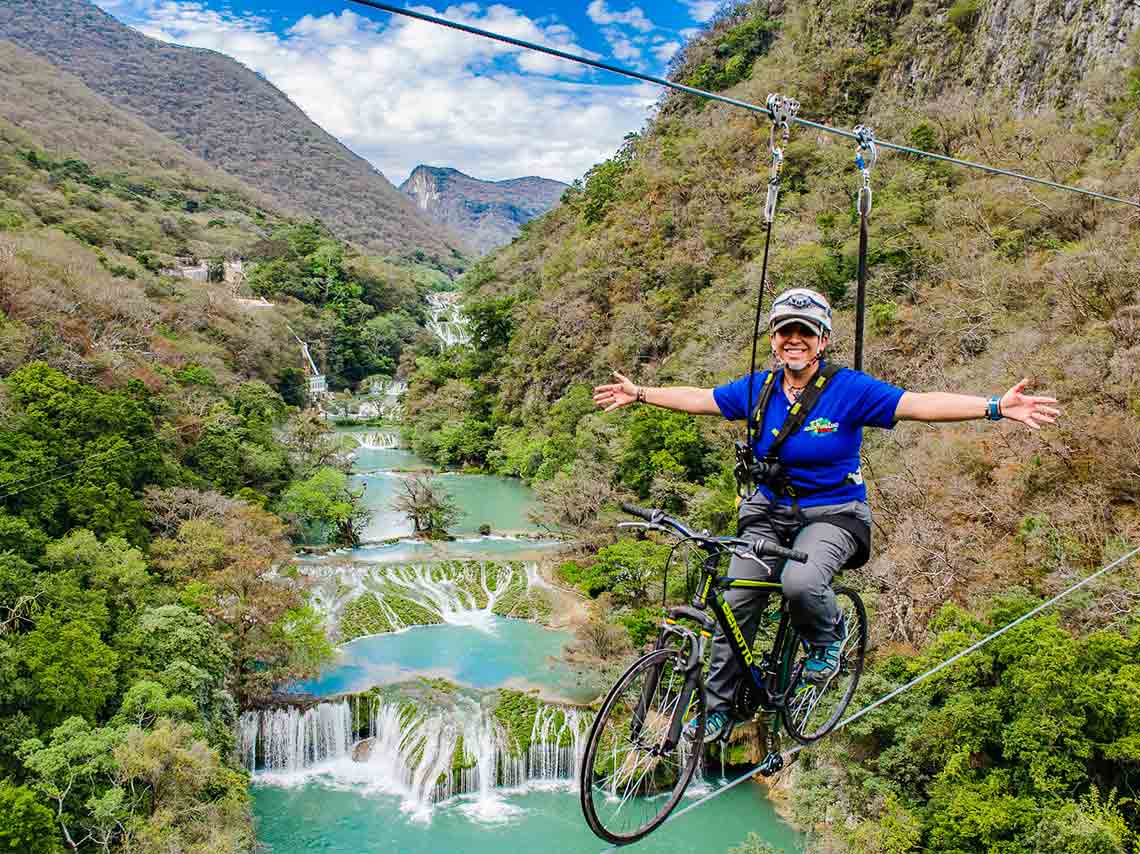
[593,370,638,413]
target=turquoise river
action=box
[248,430,803,853]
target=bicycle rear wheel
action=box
[579,647,704,844]
[780,585,867,745]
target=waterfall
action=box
[303,561,532,635]
[358,431,399,450]
[239,701,353,773]
[425,292,470,350]
[239,696,589,818]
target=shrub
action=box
[948,0,982,32]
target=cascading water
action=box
[358,431,400,450]
[426,292,470,350]
[239,701,354,773]
[240,696,588,820]
[303,561,531,634]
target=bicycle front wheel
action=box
[780,585,868,745]
[579,647,704,844]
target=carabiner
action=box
[853,124,876,217]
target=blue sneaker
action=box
[684,710,731,743]
[803,619,847,685]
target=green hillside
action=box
[0,0,466,264]
[0,41,450,853]
[404,1,1140,849]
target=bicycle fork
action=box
[631,610,711,751]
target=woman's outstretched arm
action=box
[895,378,1060,430]
[593,370,720,415]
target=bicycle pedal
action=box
[756,751,784,777]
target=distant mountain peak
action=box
[400,166,568,255]
[0,0,464,263]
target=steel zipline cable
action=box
[345,0,1140,209]
[593,541,1140,852]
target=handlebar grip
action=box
[753,538,809,564]
[620,502,655,522]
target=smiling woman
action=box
[594,284,1060,740]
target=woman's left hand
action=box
[1000,378,1061,430]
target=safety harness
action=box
[735,363,871,568]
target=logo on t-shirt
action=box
[804,417,839,436]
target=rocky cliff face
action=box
[790,0,1140,114]
[0,0,465,264]
[400,166,567,255]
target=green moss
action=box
[492,689,542,757]
[947,0,982,32]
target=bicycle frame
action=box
[638,548,798,754]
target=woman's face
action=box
[772,322,828,370]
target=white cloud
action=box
[600,27,642,64]
[585,0,655,33]
[681,0,720,23]
[99,1,657,184]
[652,40,682,63]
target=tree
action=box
[275,367,307,408]
[390,472,460,538]
[20,717,127,852]
[17,613,119,727]
[617,406,714,498]
[0,363,162,545]
[0,782,62,854]
[151,504,322,705]
[280,413,353,476]
[277,467,370,546]
[727,834,782,854]
[41,530,150,634]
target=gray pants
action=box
[705,493,871,715]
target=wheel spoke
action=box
[782,589,867,745]
[581,648,703,844]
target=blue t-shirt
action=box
[713,364,905,506]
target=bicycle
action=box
[579,502,868,845]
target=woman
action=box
[593,287,1059,742]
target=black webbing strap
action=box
[752,362,842,461]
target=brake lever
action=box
[617,522,671,535]
[730,547,775,573]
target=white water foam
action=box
[426,292,470,350]
[303,561,532,635]
[240,696,588,823]
[357,431,400,450]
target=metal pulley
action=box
[763,94,800,223]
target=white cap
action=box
[768,288,832,336]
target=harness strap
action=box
[756,362,841,460]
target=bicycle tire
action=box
[779,585,867,745]
[579,647,705,844]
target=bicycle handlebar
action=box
[620,502,655,523]
[619,504,806,563]
[752,538,808,564]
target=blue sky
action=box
[96,0,721,184]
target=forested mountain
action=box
[404,1,1140,849]
[400,165,568,254]
[0,0,466,265]
[0,37,452,852]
